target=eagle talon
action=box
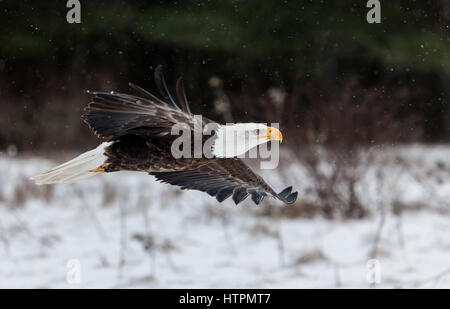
[89,163,109,173]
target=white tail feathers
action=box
[30,142,113,185]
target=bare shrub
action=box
[10,186,26,208]
[240,76,423,219]
[229,74,423,219]
[246,222,278,238]
[284,76,422,218]
[102,182,118,207]
[294,249,328,265]
[9,177,54,208]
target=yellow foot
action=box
[89,163,109,173]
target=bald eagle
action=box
[31,66,298,205]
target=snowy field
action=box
[1,144,450,288]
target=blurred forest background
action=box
[0,0,450,288]
[0,0,448,152]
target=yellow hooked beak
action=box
[266,127,283,143]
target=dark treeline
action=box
[0,0,448,152]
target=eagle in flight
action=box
[31,66,298,205]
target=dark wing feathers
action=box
[83,90,195,139]
[152,165,254,204]
[277,186,298,203]
[176,77,191,115]
[151,160,298,205]
[84,65,196,139]
[232,188,250,204]
[251,192,266,205]
[154,65,181,111]
[217,187,235,203]
[282,191,298,204]
[127,82,170,107]
[278,186,292,198]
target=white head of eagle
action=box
[211,123,283,158]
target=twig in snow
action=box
[0,219,10,256]
[218,208,236,256]
[118,200,127,279]
[370,209,386,260]
[83,202,108,240]
[405,267,450,288]
[76,187,108,240]
[140,196,156,278]
[333,263,342,288]
[276,220,285,268]
[395,213,405,249]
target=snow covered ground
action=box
[0,144,450,288]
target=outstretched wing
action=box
[151,158,298,205]
[83,65,210,139]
